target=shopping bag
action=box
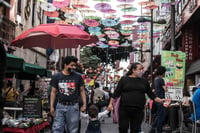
[112,97,121,123]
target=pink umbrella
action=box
[11,23,98,49]
[53,0,70,8]
[122,15,136,18]
[83,19,99,27]
[143,5,159,10]
[117,0,134,3]
[95,3,111,11]
[73,4,90,8]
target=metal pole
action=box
[105,47,108,87]
[171,0,176,51]
[150,9,154,86]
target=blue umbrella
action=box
[88,26,101,32]
[102,19,118,27]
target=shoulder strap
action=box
[4,87,12,97]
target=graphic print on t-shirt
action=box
[58,80,76,96]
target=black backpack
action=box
[86,120,102,133]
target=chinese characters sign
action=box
[161,51,186,100]
[181,26,198,62]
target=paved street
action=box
[80,115,119,133]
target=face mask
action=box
[68,68,76,73]
[136,71,143,77]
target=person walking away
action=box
[103,87,111,117]
[107,62,165,133]
[149,66,167,133]
[3,80,19,116]
[91,82,105,112]
[50,56,86,133]
[81,104,109,133]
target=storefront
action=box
[3,54,52,132]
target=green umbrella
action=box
[121,7,137,12]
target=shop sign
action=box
[23,97,42,118]
[181,26,198,62]
[161,50,186,100]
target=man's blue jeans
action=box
[52,102,80,133]
[149,103,166,133]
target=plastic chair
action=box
[190,101,200,133]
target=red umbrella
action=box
[44,11,59,17]
[11,23,98,49]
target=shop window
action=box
[17,0,21,15]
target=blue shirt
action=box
[191,88,200,121]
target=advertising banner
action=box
[161,50,186,100]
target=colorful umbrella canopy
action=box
[117,0,134,3]
[11,23,98,49]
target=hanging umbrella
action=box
[108,40,119,46]
[73,4,90,8]
[117,4,133,8]
[64,13,79,19]
[93,0,110,2]
[100,9,116,14]
[104,30,118,34]
[120,20,134,25]
[138,1,155,5]
[122,15,136,18]
[103,27,115,31]
[143,5,159,10]
[102,19,117,27]
[44,11,59,17]
[117,0,134,3]
[88,27,101,32]
[11,23,98,49]
[95,3,111,11]
[53,0,69,8]
[84,19,99,27]
[41,3,56,12]
[61,7,77,13]
[79,9,96,14]
[70,0,88,4]
[121,7,137,12]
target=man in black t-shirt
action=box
[50,56,86,133]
